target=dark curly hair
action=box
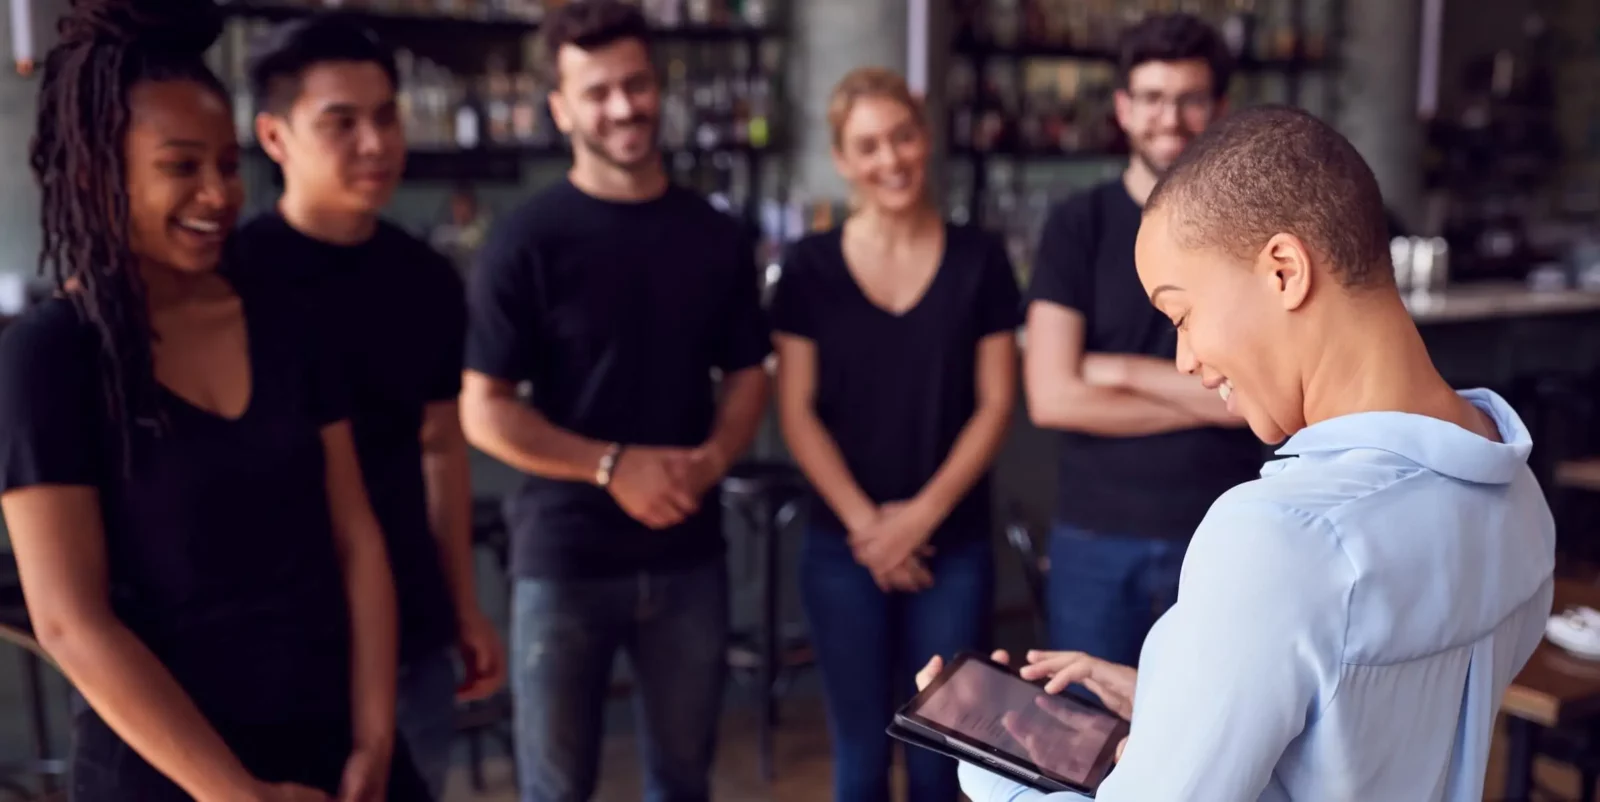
[538,0,651,85]
[1117,13,1234,100]
[30,0,229,463]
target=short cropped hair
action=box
[249,14,397,115]
[539,0,651,85]
[1146,105,1392,287]
[1117,13,1233,100]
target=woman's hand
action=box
[335,745,391,802]
[876,554,935,593]
[252,782,333,802]
[850,500,937,578]
[915,649,1013,691]
[1018,650,1137,720]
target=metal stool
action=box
[719,461,809,782]
[453,497,516,794]
[0,560,66,800]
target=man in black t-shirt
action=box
[228,17,506,799]
[1024,15,1264,666]
[460,3,771,800]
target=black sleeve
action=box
[0,309,106,489]
[716,232,773,373]
[1027,196,1097,325]
[465,220,539,382]
[976,233,1025,336]
[768,242,815,339]
[423,258,468,403]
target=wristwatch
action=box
[596,443,623,488]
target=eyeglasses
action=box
[1128,90,1217,115]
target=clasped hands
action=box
[249,742,390,802]
[916,650,1137,766]
[846,499,939,593]
[606,443,728,529]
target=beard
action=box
[1128,129,1195,178]
[1130,144,1177,179]
[574,115,660,172]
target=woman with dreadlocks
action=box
[0,1,427,800]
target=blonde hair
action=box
[827,67,925,151]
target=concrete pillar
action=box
[788,0,910,203]
[1335,0,1424,231]
[0,0,64,278]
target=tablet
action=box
[891,652,1128,796]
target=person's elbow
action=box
[459,374,511,454]
[30,596,118,672]
[1023,375,1092,431]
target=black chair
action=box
[0,556,67,801]
[1002,507,1050,644]
[719,461,810,782]
[453,496,517,795]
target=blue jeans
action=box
[397,645,458,801]
[801,530,995,802]
[1046,525,1187,667]
[511,560,729,802]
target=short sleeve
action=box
[1027,196,1097,320]
[465,220,539,382]
[0,305,106,489]
[422,258,467,402]
[715,231,772,373]
[975,233,1024,336]
[769,242,816,340]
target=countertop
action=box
[1405,283,1600,324]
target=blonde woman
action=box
[771,67,1021,802]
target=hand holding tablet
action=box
[896,651,1135,796]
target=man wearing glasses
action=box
[1023,14,1262,665]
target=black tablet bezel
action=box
[897,651,1129,794]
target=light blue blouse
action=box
[962,389,1556,801]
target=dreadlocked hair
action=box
[30,0,227,467]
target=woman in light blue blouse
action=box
[919,106,1557,801]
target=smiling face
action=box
[549,37,661,172]
[1113,59,1223,177]
[832,93,930,214]
[124,79,244,274]
[1135,205,1317,444]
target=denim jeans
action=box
[511,559,729,802]
[397,645,459,801]
[801,529,995,802]
[1046,524,1187,666]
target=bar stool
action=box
[0,559,66,800]
[453,496,517,794]
[1002,506,1050,644]
[719,461,809,782]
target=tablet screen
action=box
[912,657,1123,787]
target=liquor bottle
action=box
[484,54,513,145]
[661,55,693,149]
[511,73,540,144]
[395,48,417,142]
[1222,0,1256,60]
[454,78,482,149]
[741,0,768,28]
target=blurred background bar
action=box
[0,0,1599,799]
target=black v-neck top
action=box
[770,222,1023,544]
[0,293,353,729]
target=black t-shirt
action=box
[770,223,1022,544]
[466,180,771,579]
[1030,180,1264,540]
[0,294,352,728]
[227,214,462,662]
